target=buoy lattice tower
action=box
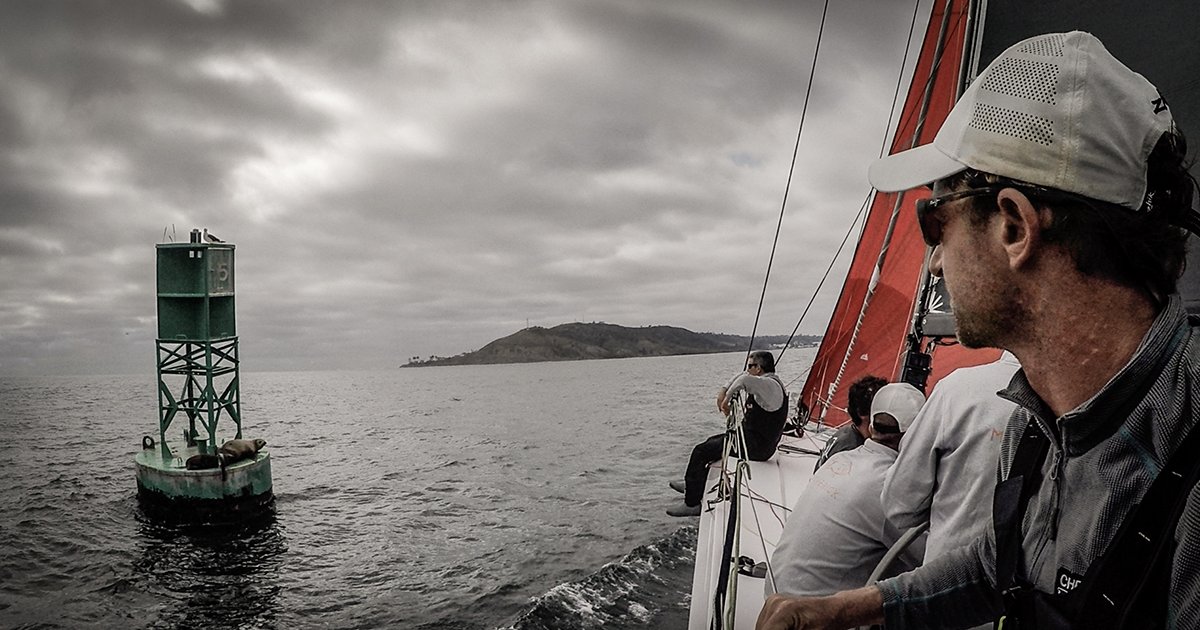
[156,235,240,453]
[135,228,272,521]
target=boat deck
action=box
[688,426,833,629]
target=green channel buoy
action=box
[135,228,273,523]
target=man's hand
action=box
[755,587,884,630]
[717,387,730,415]
[756,594,837,630]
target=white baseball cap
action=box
[870,383,926,433]
[868,31,1174,211]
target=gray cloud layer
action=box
[0,0,929,375]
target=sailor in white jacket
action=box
[880,352,1020,562]
[769,383,927,597]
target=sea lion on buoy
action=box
[185,438,267,470]
[218,438,267,464]
[186,454,219,470]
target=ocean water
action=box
[0,348,815,629]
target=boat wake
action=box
[498,526,697,630]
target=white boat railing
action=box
[866,522,930,585]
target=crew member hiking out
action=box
[667,350,788,517]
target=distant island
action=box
[402,322,820,367]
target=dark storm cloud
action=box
[0,0,933,375]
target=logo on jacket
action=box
[1056,568,1084,595]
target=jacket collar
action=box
[1000,294,1189,454]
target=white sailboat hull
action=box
[687,429,833,630]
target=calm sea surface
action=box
[0,349,816,629]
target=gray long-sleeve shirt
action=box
[879,295,1200,629]
[724,371,786,412]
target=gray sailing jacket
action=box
[878,295,1200,629]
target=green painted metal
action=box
[154,240,242,462]
[156,243,236,340]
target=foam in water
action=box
[499,526,697,630]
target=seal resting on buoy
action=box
[186,438,267,470]
[219,438,267,463]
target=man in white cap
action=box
[758,31,1200,630]
[768,383,927,597]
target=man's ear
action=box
[995,187,1043,269]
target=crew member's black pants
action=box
[684,433,726,507]
[683,433,775,507]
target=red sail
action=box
[800,0,1000,427]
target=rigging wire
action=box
[708,3,930,627]
[717,8,830,625]
[712,393,751,628]
[878,0,932,159]
[772,0,924,367]
[773,0,924,408]
[883,0,958,160]
[743,0,831,362]
[818,0,958,419]
[776,190,871,367]
[749,484,780,594]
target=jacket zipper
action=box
[1027,417,1065,576]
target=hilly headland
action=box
[402,322,819,367]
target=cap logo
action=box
[1153,93,1169,114]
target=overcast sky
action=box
[0,0,931,376]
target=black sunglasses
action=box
[915,186,1004,246]
[915,182,1098,246]
[746,363,761,369]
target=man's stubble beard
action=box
[953,281,1024,350]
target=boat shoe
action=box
[666,503,702,517]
